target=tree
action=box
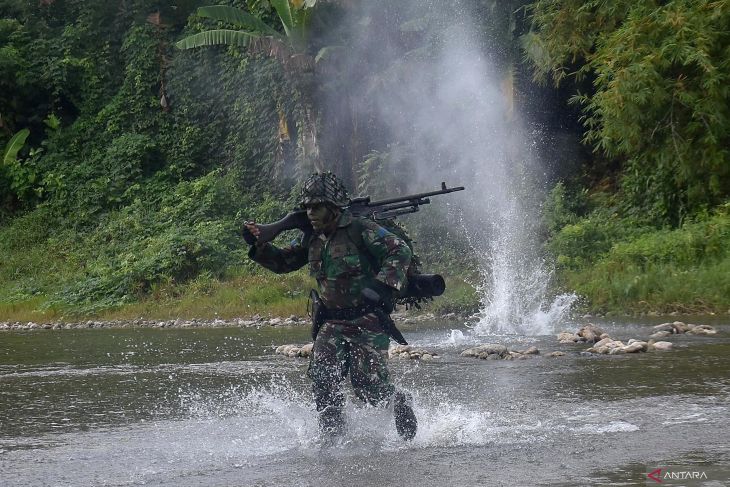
[175,2,322,172]
[525,0,730,225]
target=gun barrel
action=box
[250,182,464,243]
[362,183,464,207]
[354,199,428,219]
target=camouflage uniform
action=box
[249,210,412,428]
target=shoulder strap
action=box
[345,218,379,274]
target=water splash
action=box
[174,377,551,453]
[473,266,577,336]
[462,199,577,336]
[319,1,577,336]
[447,329,466,346]
[473,245,577,336]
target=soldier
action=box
[242,172,418,441]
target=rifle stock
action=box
[255,210,312,244]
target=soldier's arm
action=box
[359,220,412,292]
[248,236,308,274]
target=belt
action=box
[322,306,370,321]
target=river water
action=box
[1,318,728,486]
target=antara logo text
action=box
[647,467,709,483]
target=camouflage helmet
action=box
[299,172,350,208]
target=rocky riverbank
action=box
[0,315,309,331]
[263,318,724,363]
[0,311,462,332]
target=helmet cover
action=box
[299,172,350,208]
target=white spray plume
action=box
[324,1,575,335]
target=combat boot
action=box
[393,391,417,440]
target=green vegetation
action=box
[544,185,730,313]
[1,0,728,321]
[527,0,730,226]
[529,0,730,314]
[0,0,301,320]
[0,0,485,322]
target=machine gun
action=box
[251,182,465,244]
[246,182,464,302]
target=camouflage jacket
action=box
[249,211,412,311]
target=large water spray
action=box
[325,1,575,335]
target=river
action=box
[1,318,728,486]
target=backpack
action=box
[344,217,428,309]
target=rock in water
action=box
[685,325,717,336]
[577,324,605,343]
[461,344,508,359]
[557,332,579,343]
[389,344,439,360]
[651,341,673,351]
[650,330,672,339]
[461,344,541,360]
[275,343,313,358]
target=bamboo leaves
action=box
[527,0,730,224]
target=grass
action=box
[430,277,480,315]
[0,297,68,323]
[0,257,479,323]
[562,256,730,315]
[0,208,482,322]
[0,210,87,322]
[0,270,315,323]
[94,271,314,321]
[552,207,730,314]
[5,199,730,322]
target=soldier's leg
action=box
[307,323,349,436]
[348,329,394,406]
[392,389,417,441]
[348,330,417,440]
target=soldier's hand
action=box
[242,221,260,246]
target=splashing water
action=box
[447,329,466,346]
[319,1,577,336]
[461,198,577,336]
[175,377,525,454]
[473,238,577,336]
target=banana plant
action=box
[176,1,322,170]
[2,128,30,167]
[2,128,43,202]
[175,1,317,57]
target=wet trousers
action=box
[307,322,395,417]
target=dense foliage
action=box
[527,0,730,226]
[527,1,730,312]
[0,0,303,313]
[544,184,730,312]
[1,0,728,317]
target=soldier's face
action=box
[306,203,339,233]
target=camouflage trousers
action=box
[307,321,395,414]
